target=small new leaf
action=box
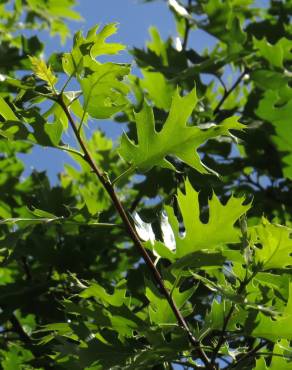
[29,56,58,91]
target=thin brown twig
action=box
[215,75,227,94]
[56,93,213,369]
[214,70,246,115]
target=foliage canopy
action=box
[0,0,292,369]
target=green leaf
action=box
[79,181,109,216]
[256,89,292,179]
[119,88,244,173]
[0,344,33,370]
[140,70,175,110]
[124,328,189,369]
[80,280,127,307]
[146,279,195,325]
[251,70,291,93]
[254,357,268,370]
[26,0,82,21]
[62,24,125,77]
[0,97,19,121]
[205,298,248,335]
[2,4,292,368]
[202,0,247,53]
[0,105,63,147]
[163,179,250,258]
[44,120,63,146]
[89,23,126,57]
[252,218,292,270]
[44,101,68,130]
[253,282,292,341]
[51,19,70,45]
[266,340,292,369]
[146,26,168,66]
[253,37,292,69]
[170,251,226,272]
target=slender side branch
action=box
[215,75,227,95]
[210,269,258,365]
[214,70,246,115]
[56,94,213,369]
[210,304,236,365]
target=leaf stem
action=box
[78,110,86,133]
[112,165,135,185]
[56,145,85,159]
[56,93,213,369]
[60,72,74,94]
[60,58,83,94]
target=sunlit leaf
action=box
[119,88,243,173]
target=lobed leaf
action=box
[62,23,125,77]
[162,179,250,258]
[253,282,292,341]
[119,88,244,173]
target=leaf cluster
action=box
[0,1,292,370]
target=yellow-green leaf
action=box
[29,56,58,90]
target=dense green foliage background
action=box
[1,0,292,369]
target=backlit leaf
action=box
[162,180,250,258]
[253,218,292,270]
[80,62,130,119]
[29,56,58,90]
[62,23,125,77]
